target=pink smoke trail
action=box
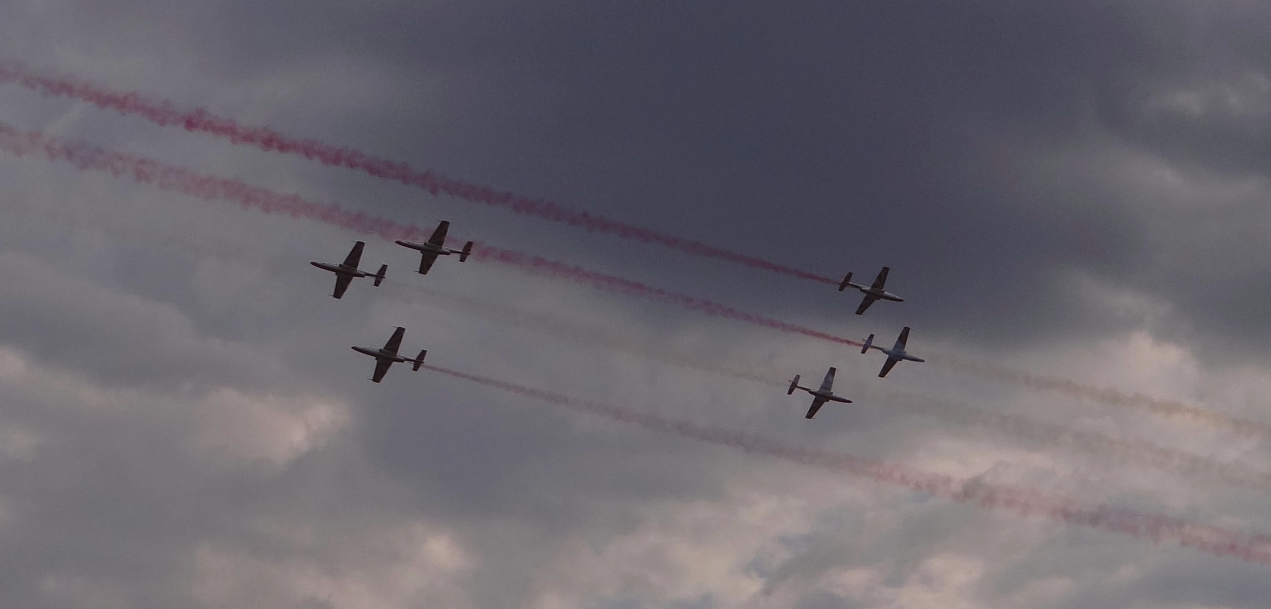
[19,180,1271,494]
[0,121,859,348]
[878,388,1271,492]
[424,363,1271,566]
[933,355,1271,440]
[0,122,433,243]
[0,60,837,285]
[468,244,862,348]
[3,122,1267,440]
[25,195,1271,497]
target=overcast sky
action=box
[2,1,1271,607]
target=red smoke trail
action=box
[5,122,1269,441]
[21,180,1271,495]
[0,122,431,244]
[877,388,1271,492]
[0,60,836,285]
[424,363,1271,566]
[469,244,862,348]
[0,122,860,349]
[32,176,1267,493]
[934,355,1271,439]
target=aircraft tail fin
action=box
[459,241,474,262]
[787,375,800,395]
[412,350,427,371]
[373,264,387,287]
[861,334,874,354]
[838,272,853,292]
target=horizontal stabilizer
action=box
[838,272,853,292]
[787,375,800,395]
[861,334,874,354]
[412,350,427,371]
[459,241,473,262]
[373,264,387,287]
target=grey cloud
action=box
[3,1,1271,608]
[0,253,287,390]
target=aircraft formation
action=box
[788,265,925,418]
[314,226,923,406]
[311,220,468,382]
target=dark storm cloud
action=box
[10,1,1270,354]
[5,1,1271,608]
[6,0,1232,348]
[112,0,1216,348]
[1086,3,1271,175]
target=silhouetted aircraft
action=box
[862,327,925,378]
[396,220,473,274]
[838,266,903,315]
[310,241,386,298]
[787,367,852,419]
[352,327,426,383]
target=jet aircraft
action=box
[352,326,427,383]
[395,220,474,275]
[787,367,852,419]
[838,266,903,315]
[310,241,387,299]
[861,327,925,378]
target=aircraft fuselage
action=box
[846,283,904,302]
[311,261,370,277]
[878,348,925,363]
[395,240,456,255]
[351,346,409,362]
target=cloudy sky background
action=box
[2,1,1271,607]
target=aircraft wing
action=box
[855,294,879,315]
[870,266,890,290]
[342,241,365,267]
[805,396,829,419]
[428,221,451,246]
[818,367,837,392]
[371,359,393,383]
[893,326,910,350]
[383,327,406,354]
[878,357,900,378]
[418,251,440,274]
[332,274,354,299]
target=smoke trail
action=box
[21,188,1271,495]
[5,122,1270,441]
[0,121,433,243]
[0,60,836,285]
[387,281,783,387]
[0,121,861,347]
[872,387,1271,492]
[468,244,862,348]
[11,195,779,388]
[933,355,1271,440]
[424,363,1271,565]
